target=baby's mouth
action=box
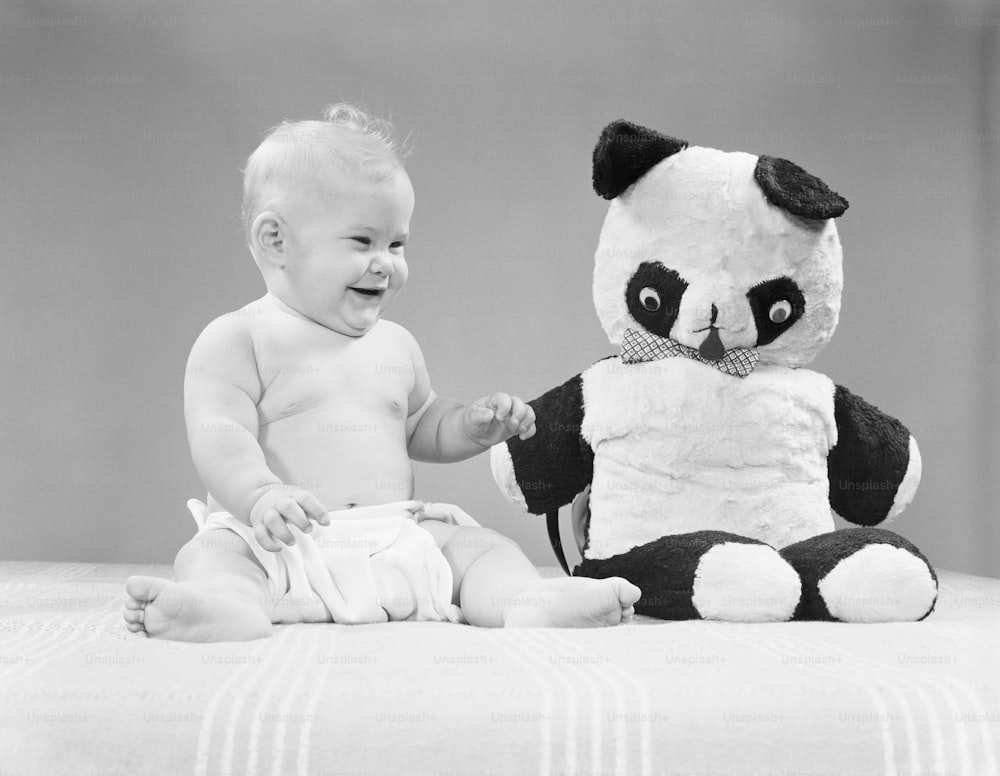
[349,287,385,298]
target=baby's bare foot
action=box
[124,576,272,642]
[502,576,641,628]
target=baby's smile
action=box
[348,286,386,298]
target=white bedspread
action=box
[1,562,998,775]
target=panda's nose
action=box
[699,326,726,361]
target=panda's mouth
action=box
[697,327,726,361]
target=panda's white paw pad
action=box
[692,543,801,622]
[818,545,937,623]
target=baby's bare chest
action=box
[253,324,415,425]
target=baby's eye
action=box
[390,241,406,251]
[351,237,371,246]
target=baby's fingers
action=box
[276,496,312,534]
[488,392,513,421]
[504,396,528,427]
[468,405,495,427]
[511,401,536,439]
[258,509,297,550]
[254,516,285,553]
[295,490,329,526]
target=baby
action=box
[124,104,640,641]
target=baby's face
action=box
[276,166,414,336]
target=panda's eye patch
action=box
[747,276,805,347]
[639,287,661,311]
[769,300,792,323]
[625,262,688,340]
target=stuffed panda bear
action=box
[492,119,938,623]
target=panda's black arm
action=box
[496,372,594,514]
[827,384,919,526]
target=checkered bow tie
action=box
[620,328,760,378]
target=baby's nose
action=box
[370,252,394,276]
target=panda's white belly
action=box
[581,357,838,559]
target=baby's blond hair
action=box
[242,103,407,243]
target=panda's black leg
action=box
[575,531,801,622]
[780,528,938,622]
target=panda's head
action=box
[592,120,848,369]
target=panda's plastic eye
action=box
[769,300,792,324]
[639,287,661,312]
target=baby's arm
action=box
[185,315,327,549]
[403,331,535,463]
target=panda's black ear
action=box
[593,120,688,200]
[754,155,849,219]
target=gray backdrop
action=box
[2,0,998,576]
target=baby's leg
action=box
[124,530,274,642]
[421,522,640,628]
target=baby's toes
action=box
[122,602,147,634]
[609,577,642,608]
[125,575,161,604]
[123,575,164,635]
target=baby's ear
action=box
[592,120,687,200]
[251,212,287,268]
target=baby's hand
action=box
[249,486,329,552]
[464,393,536,448]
